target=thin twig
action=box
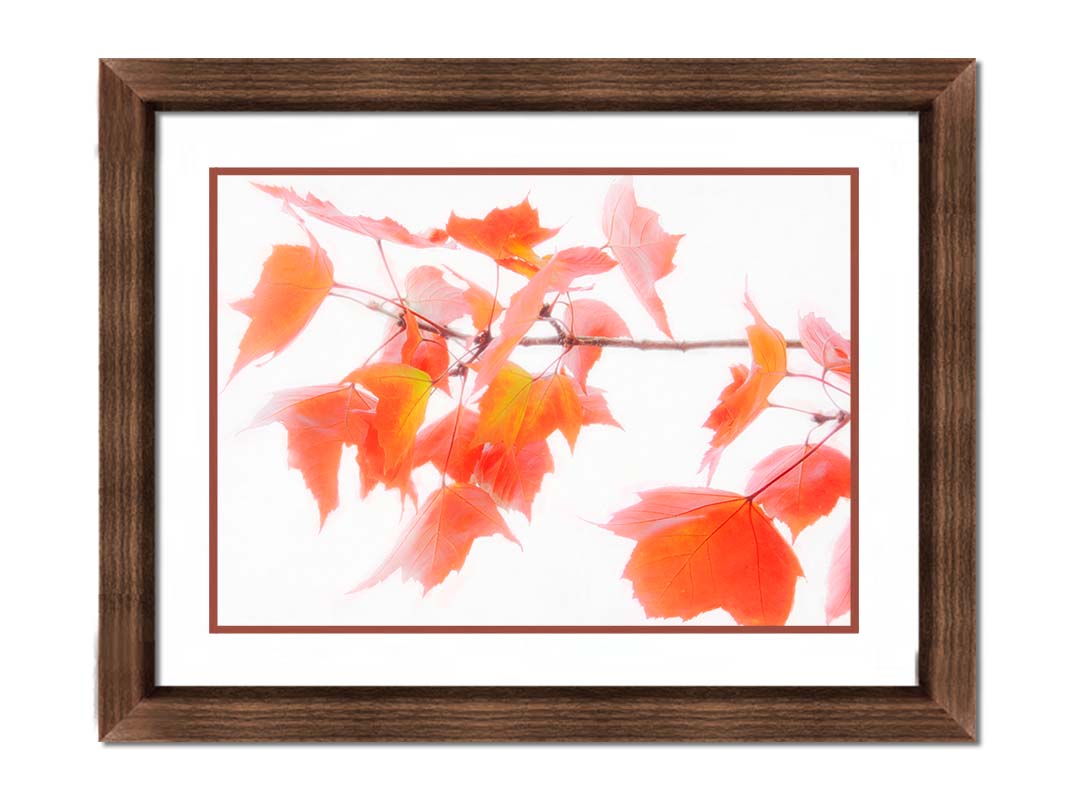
[329,291,469,339]
[536,312,573,341]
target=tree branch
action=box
[518,335,803,350]
[331,291,803,350]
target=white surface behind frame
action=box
[157,112,917,685]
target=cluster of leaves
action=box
[603,294,853,625]
[603,300,852,624]
[229,178,852,625]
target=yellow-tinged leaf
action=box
[473,364,583,451]
[343,363,433,473]
[472,364,534,448]
[516,373,582,451]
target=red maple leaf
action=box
[375,311,452,392]
[746,444,851,540]
[413,405,484,483]
[353,427,417,504]
[249,384,375,527]
[474,441,555,520]
[578,385,623,429]
[605,488,803,624]
[562,299,632,391]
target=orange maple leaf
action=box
[446,197,560,277]
[602,177,683,338]
[605,488,803,624]
[413,405,484,483]
[353,427,417,504]
[229,230,334,382]
[474,441,555,520]
[352,483,518,594]
[700,292,788,479]
[745,444,851,540]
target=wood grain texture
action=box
[98,59,977,742]
[103,58,974,112]
[98,61,156,739]
[918,62,978,738]
[104,687,969,742]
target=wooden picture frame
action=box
[99,58,976,742]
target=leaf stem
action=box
[786,370,851,396]
[440,371,469,488]
[329,287,464,338]
[359,324,406,368]
[767,402,838,423]
[375,239,404,301]
[486,263,501,334]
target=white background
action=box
[214,172,854,629]
[1,2,1060,798]
[160,118,912,686]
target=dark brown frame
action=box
[99,59,976,742]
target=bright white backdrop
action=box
[215,172,852,628]
[2,3,1061,798]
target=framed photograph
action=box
[99,59,976,741]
